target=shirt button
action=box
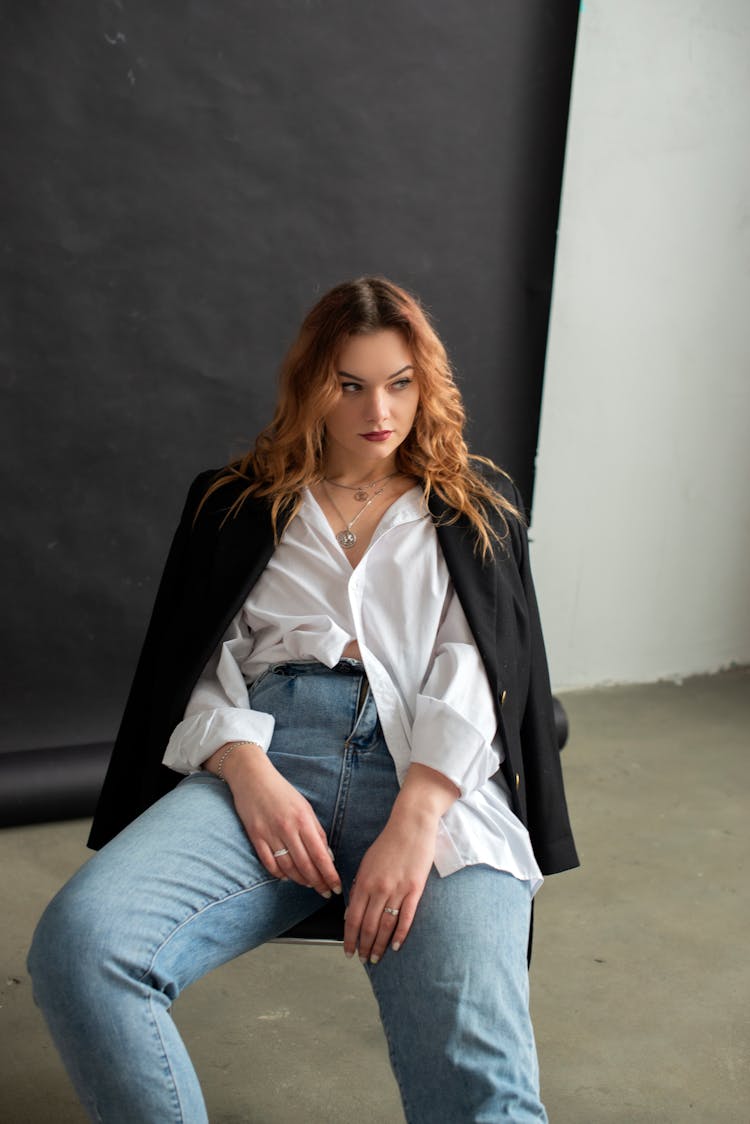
[501,689,508,706]
[515,772,520,789]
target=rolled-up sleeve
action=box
[409,585,501,796]
[162,612,275,774]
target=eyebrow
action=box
[336,364,414,382]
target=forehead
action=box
[336,329,412,376]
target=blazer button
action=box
[501,689,507,706]
[515,772,520,789]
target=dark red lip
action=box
[360,430,393,441]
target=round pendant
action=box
[336,529,357,549]
[353,489,369,502]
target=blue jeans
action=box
[29,661,547,1123]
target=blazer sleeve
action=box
[509,481,579,874]
[87,470,216,849]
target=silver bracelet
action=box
[215,741,258,782]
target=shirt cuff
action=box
[409,695,501,797]
[162,708,275,774]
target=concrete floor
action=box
[1,668,747,1123]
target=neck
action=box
[322,455,399,488]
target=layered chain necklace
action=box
[322,471,400,550]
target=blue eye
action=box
[391,378,413,390]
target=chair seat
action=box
[274,893,346,944]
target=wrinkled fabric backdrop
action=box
[0,1,578,820]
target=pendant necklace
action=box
[324,471,399,503]
[321,477,393,550]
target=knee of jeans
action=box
[28,878,114,998]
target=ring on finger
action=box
[272,847,290,858]
[383,906,400,917]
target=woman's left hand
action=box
[344,762,461,963]
[344,810,439,964]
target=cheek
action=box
[326,397,345,420]
[325,399,356,433]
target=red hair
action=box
[200,276,520,557]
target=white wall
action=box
[533,0,750,689]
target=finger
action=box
[368,906,401,964]
[277,845,323,890]
[278,834,333,897]
[275,806,340,895]
[260,840,309,888]
[390,891,420,952]
[299,828,342,894]
[254,838,289,881]
[356,896,390,964]
[343,893,367,958]
[280,833,341,897]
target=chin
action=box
[362,445,399,462]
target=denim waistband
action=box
[267,658,366,678]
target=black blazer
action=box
[88,469,579,876]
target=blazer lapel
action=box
[210,494,281,617]
[179,491,280,680]
[429,492,499,697]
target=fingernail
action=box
[369,954,380,965]
[344,949,354,959]
[392,940,401,952]
[343,908,348,920]
[332,884,342,895]
[359,956,367,965]
[321,890,332,899]
[327,846,335,859]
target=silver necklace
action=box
[321,478,391,550]
[324,471,399,503]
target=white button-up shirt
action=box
[164,487,542,893]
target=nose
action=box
[365,388,389,424]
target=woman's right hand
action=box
[205,742,342,898]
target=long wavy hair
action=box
[200,276,521,558]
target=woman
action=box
[29,276,578,1123]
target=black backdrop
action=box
[1,2,578,794]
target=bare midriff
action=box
[343,638,362,661]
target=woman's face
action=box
[323,329,420,474]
